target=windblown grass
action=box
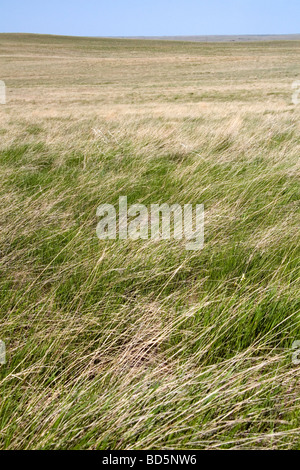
[0,34,299,449]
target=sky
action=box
[0,0,299,37]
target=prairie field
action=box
[0,33,299,449]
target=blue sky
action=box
[0,0,299,37]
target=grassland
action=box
[0,33,299,449]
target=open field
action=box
[0,33,299,449]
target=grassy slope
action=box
[0,34,299,449]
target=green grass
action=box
[0,33,299,450]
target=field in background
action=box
[0,34,299,449]
[122,34,300,41]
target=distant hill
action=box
[115,34,300,42]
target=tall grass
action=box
[0,34,299,449]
